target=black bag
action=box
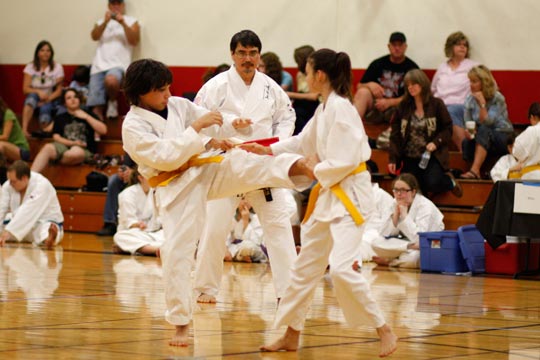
[84,171,108,192]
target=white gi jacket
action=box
[117,183,161,232]
[380,194,444,244]
[195,66,295,141]
[122,97,238,209]
[490,154,518,182]
[272,91,374,222]
[0,172,63,241]
[513,123,540,179]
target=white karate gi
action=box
[371,194,444,268]
[513,123,540,179]
[357,183,395,262]
[113,183,164,254]
[269,91,386,331]
[0,172,64,245]
[122,96,309,326]
[490,154,518,182]
[226,213,267,262]
[193,67,297,299]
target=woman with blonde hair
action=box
[460,65,513,179]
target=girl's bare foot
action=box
[169,324,189,346]
[260,326,300,352]
[197,293,217,303]
[377,324,397,357]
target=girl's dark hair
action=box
[506,132,516,147]
[294,45,315,73]
[393,172,421,194]
[124,59,173,106]
[61,88,83,105]
[308,48,352,100]
[528,102,540,118]
[260,52,283,85]
[202,63,229,83]
[33,40,55,71]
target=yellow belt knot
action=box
[302,162,367,226]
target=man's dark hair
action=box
[229,30,262,53]
[8,160,31,180]
[123,59,173,106]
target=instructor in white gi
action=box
[193,30,298,303]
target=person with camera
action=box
[87,0,140,122]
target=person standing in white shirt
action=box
[87,0,140,121]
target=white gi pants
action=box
[158,151,305,326]
[22,221,64,246]
[371,236,420,268]
[273,216,386,331]
[194,187,296,299]
[113,229,164,254]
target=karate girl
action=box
[241,49,397,357]
[121,59,312,347]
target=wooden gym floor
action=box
[0,233,539,359]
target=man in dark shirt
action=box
[353,32,419,124]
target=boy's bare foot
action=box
[44,223,58,249]
[377,324,398,357]
[169,324,189,346]
[197,293,217,303]
[260,326,300,352]
[372,256,390,266]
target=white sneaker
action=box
[106,99,118,118]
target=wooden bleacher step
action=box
[58,190,105,232]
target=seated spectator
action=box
[21,40,64,137]
[511,102,540,179]
[30,88,107,173]
[461,65,513,179]
[202,63,230,84]
[57,65,92,115]
[371,173,444,268]
[389,69,462,197]
[490,133,519,181]
[97,153,136,236]
[113,169,164,256]
[0,161,64,249]
[0,97,31,164]
[259,52,293,91]
[431,31,479,151]
[287,45,319,135]
[223,199,268,263]
[353,32,419,124]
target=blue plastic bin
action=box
[419,231,469,273]
[458,225,485,274]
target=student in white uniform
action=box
[371,173,444,268]
[113,169,164,256]
[490,133,519,182]
[0,160,64,248]
[224,199,267,263]
[511,102,540,180]
[121,59,312,347]
[193,30,297,304]
[242,49,397,357]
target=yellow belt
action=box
[302,162,367,226]
[508,164,540,179]
[148,155,224,187]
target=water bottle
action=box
[419,150,431,170]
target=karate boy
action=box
[121,58,313,346]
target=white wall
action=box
[1,0,538,69]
